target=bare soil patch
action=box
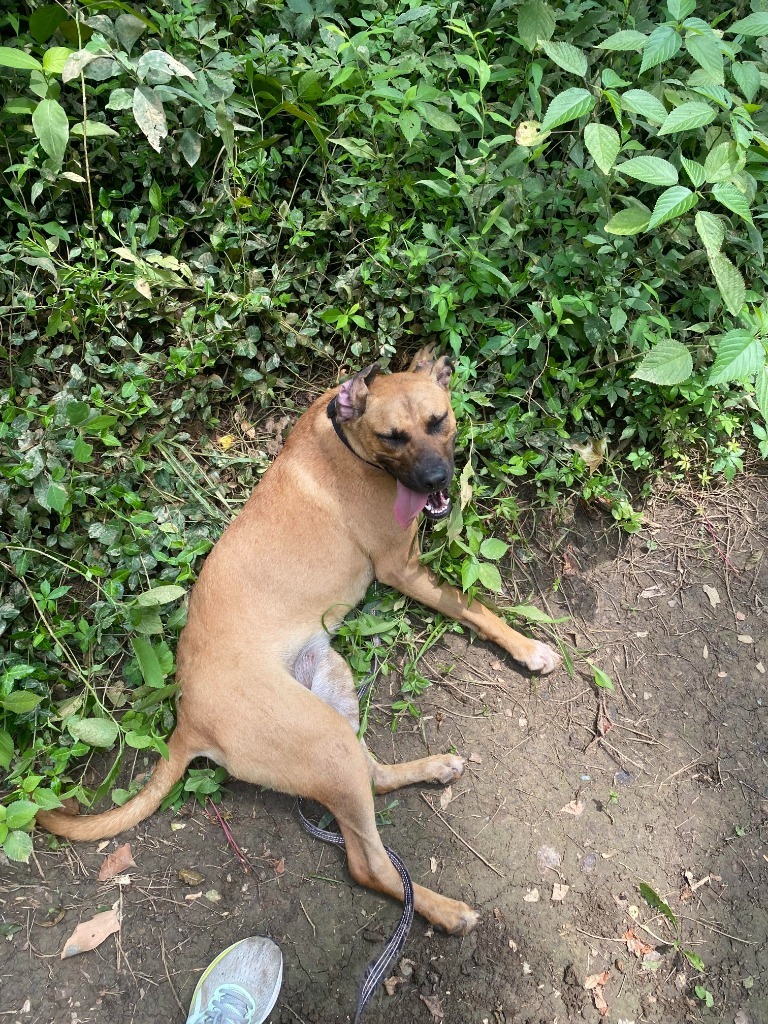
[1,479,766,1024]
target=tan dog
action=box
[38,353,560,935]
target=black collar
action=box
[326,396,383,470]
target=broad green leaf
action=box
[45,480,69,513]
[6,800,39,830]
[70,121,120,139]
[708,330,763,385]
[180,128,202,167]
[0,691,43,714]
[72,436,94,462]
[133,85,167,153]
[42,47,73,75]
[619,89,668,125]
[461,557,480,591]
[398,110,421,146]
[633,338,693,385]
[541,40,588,77]
[584,122,620,174]
[638,882,678,928]
[728,13,768,36]
[658,101,716,135]
[135,584,186,607]
[517,0,555,51]
[593,666,615,691]
[685,951,706,973]
[32,98,69,168]
[418,103,460,132]
[135,50,194,82]
[731,61,760,103]
[507,604,568,624]
[604,206,651,235]
[668,0,695,17]
[681,156,706,187]
[618,156,678,186]
[694,210,724,252]
[685,30,724,84]
[4,831,34,864]
[106,87,134,111]
[704,140,745,183]
[640,25,682,74]
[711,182,753,224]
[708,252,746,316]
[30,5,69,43]
[480,538,509,560]
[131,635,166,687]
[62,49,98,83]
[597,30,648,51]
[0,46,43,71]
[541,88,595,131]
[0,729,13,770]
[755,366,768,422]
[29,787,62,811]
[68,716,120,748]
[647,186,697,230]
[477,562,503,593]
[115,12,147,52]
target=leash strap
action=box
[297,801,414,1023]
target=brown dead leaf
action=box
[419,993,443,1021]
[61,904,121,959]
[584,971,610,990]
[551,883,570,902]
[439,786,453,810]
[622,928,654,958]
[468,752,482,764]
[702,584,720,608]
[384,976,404,996]
[270,857,285,875]
[584,970,611,1018]
[560,799,585,816]
[98,843,135,881]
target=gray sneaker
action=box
[186,936,283,1024]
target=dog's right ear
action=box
[335,363,380,422]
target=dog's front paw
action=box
[427,753,465,786]
[521,640,561,675]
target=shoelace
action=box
[188,983,257,1024]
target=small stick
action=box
[299,900,316,937]
[420,794,503,877]
[207,799,255,873]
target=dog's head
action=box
[330,350,456,529]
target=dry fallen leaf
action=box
[270,858,285,875]
[439,786,454,810]
[420,993,443,1021]
[757,662,765,674]
[523,888,540,902]
[98,842,135,881]
[702,584,720,608]
[468,752,482,764]
[560,799,585,817]
[216,434,235,451]
[515,120,549,146]
[551,883,570,902]
[736,611,746,621]
[584,970,611,1017]
[570,437,607,475]
[384,976,404,996]
[622,928,654,957]
[584,971,611,990]
[639,584,664,599]
[61,904,121,959]
[738,635,754,644]
[430,857,438,874]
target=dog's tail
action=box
[36,729,191,841]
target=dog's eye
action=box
[376,430,410,446]
[426,413,448,435]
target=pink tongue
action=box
[393,481,429,530]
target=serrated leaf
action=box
[477,562,503,593]
[640,25,682,74]
[517,0,555,51]
[131,635,166,687]
[708,252,746,316]
[0,691,43,714]
[632,338,693,385]
[135,585,186,607]
[659,101,716,135]
[597,30,648,51]
[711,182,753,223]
[728,13,768,36]
[681,156,706,187]
[68,716,120,748]
[541,40,588,77]
[619,89,668,125]
[604,206,651,235]
[541,87,595,131]
[695,210,724,252]
[0,46,43,70]
[618,155,678,186]
[731,61,760,103]
[708,329,764,385]
[685,30,724,84]
[647,186,697,230]
[0,729,13,770]
[755,366,768,422]
[584,123,620,174]
[6,800,39,830]
[669,0,695,17]
[704,140,745,183]
[638,882,678,928]
[480,538,509,560]
[4,831,34,864]
[398,110,421,146]
[32,98,69,168]
[132,85,167,153]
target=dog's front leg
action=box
[376,553,560,674]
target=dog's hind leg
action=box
[294,636,465,793]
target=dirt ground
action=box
[1,477,766,1024]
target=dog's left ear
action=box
[335,363,380,422]
[411,350,453,391]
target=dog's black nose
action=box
[418,461,452,492]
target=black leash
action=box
[296,661,414,1022]
[326,396,383,471]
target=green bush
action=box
[1,0,767,860]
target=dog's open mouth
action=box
[424,488,450,521]
[393,481,451,529]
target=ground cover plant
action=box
[1,0,768,865]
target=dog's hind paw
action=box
[427,753,466,785]
[521,640,561,675]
